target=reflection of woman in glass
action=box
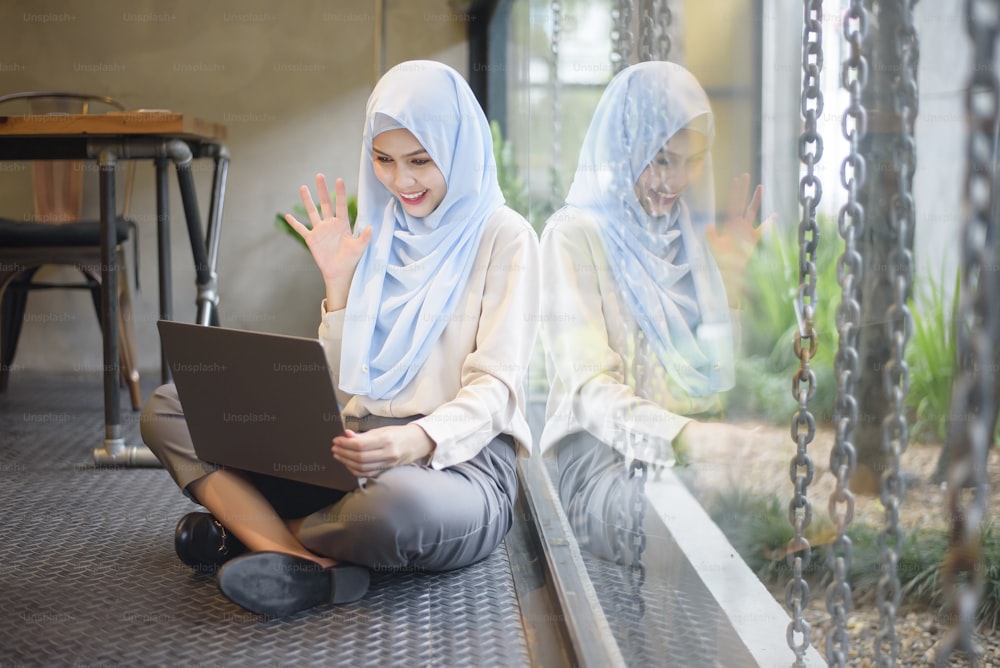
[539,61,765,563]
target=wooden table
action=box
[0,111,229,466]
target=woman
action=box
[538,61,765,564]
[141,60,540,617]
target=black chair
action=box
[0,91,142,409]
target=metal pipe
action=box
[97,148,121,448]
[155,157,172,383]
[205,148,229,283]
[164,139,217,325]
[92,443,162,467]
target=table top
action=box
[0,110,227,141]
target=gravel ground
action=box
[679,422,1000,666]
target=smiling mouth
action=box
[399,190,428,204]
[650,192,677,206]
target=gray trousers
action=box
[555,431,670,569]
[140,384,517,572]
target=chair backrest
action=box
[0,91,126,114]
[0,92,132,224]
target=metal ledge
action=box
[511,425,826,666]
[644,469,827,666]
[509,454,627,667]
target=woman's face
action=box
[372,128,447,217]
[633,128,708,217]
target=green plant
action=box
[490,119,530,219]
[978,527,1000,631]
[274,194,358,248]
[704,488,1000,629]
[904,264,1000,450]
[489,119,560,232]
[905,266,959,443]
[725,217,840,423]
[705,487,830,581]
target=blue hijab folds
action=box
[564,61,735,396]
[339,61,505,400]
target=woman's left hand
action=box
[705,173,775,305]
[332,424,435,478]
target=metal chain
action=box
[656,0,671,61]
[786,1,823,664]
[875,2,918,665]
[550,0,562,205]
[823,2,868,665]
[610,0,634,73]
[609,3,650,632]
[611,406,650,653]
[936,0,999,663]
[638,0,672,62]
[614,327,650,586]
[639,0,655,62]
[656,0,672,61]
[627,458,648,606]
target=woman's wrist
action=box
[405,423,436,465]
[324,278,352,312]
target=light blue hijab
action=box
[564,61,734,396]
[339,60,505,400]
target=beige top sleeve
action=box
[318,206,540,469]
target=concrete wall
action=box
[0,0,467,374]
[912,1,966,291]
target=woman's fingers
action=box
[332,429,405,475]
[316,173,333,221]
[727,173,750,223]
[333,177,348,223]
[284,213,310,239]
[292,175,352,242]
[299,184,321,224]
[745,184,763,226]
[333,432,380,459]
[333,446,389,477]
[725,175,769,231]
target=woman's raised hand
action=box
[284,174,373,309]
[705,173,775,306]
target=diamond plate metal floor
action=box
[0,372,530,666]
[581,551,733,667]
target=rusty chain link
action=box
[786,1,824,664]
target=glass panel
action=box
[497,0,776,664]
[495,1,978,664]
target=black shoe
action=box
[174,512,247,571]
[217,551,370,618]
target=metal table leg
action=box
[156,156,172,384]
[91,138,226,467]
[204,148,229,326]
[92,149,158,467]
[169,139,221,327]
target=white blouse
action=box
[538,206,730,465]
[319,206,541,470]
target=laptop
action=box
[156,320,358,490]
